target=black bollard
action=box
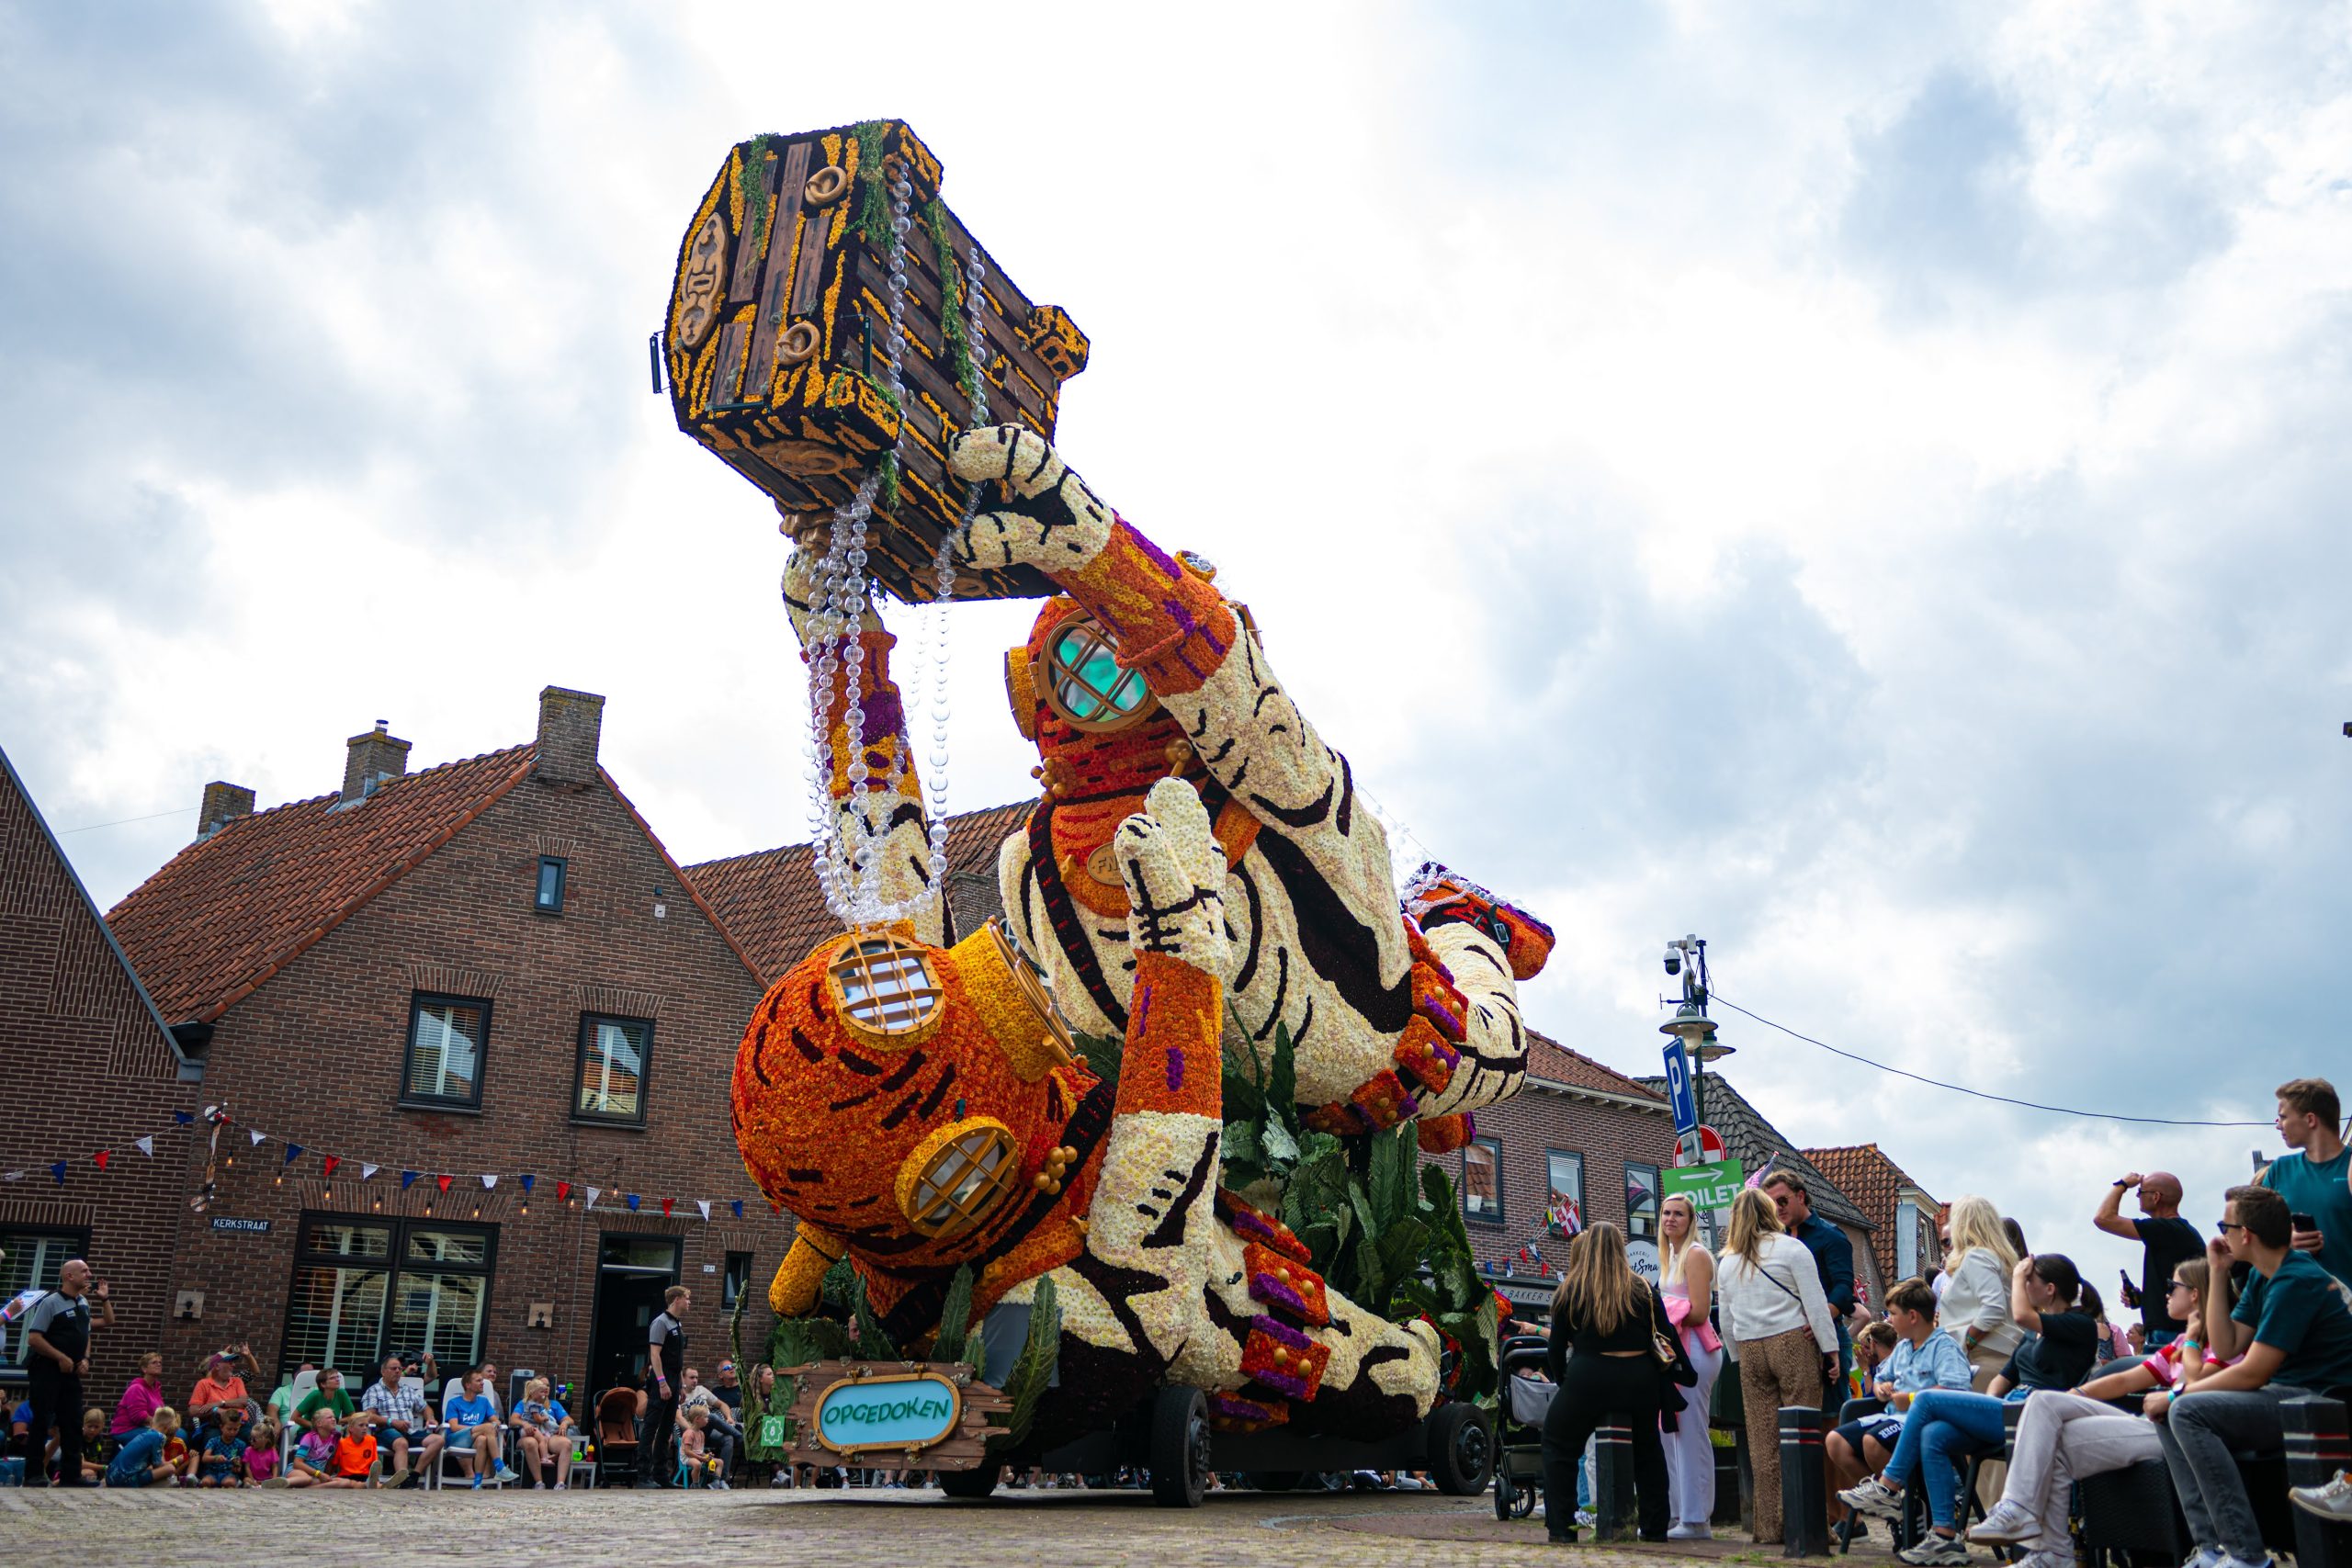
[1778,1405,1830,1558]
[1592,1411,1637,1541]
[2283,1396,2352,1568]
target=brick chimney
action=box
[198,782,254,839]
[341,720,413,805]
[534,686,605,784]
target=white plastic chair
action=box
[277,1370,320,1469]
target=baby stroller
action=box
[1491,1333,1555,1520]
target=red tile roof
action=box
[107,747,538,1022]
[1803,1143,1939,1290]
[1528,1035,1668,1107]
[686,799,1035,981]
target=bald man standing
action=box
[2095,1172,2200,1347]
[23,1260,112,1486]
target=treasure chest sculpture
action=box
[662,118,1089,602]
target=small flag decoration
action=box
[731,1200,743,1219]
[361,1164,379,1180]
[136,1137,153,1156]
[435,1175,452,1195]
[585,1186,601,1209]
[322,1156,341,1179]
[282,1143,303,1166]
[94,1151,109,1171]
[557,1180,571,1203]
[401,1171,419,1190]
[51,1161,67,1186]
[626,1194,640,1213]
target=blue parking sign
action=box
[1660,1038,1699,1135]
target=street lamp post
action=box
[1660,935,1736,1246]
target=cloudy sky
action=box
[6,2,2347,1284]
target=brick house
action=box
[0,746,200,1398]
[101,689,772,1404]
[690,801,1675,1324]
[1803,1143,1943,1296]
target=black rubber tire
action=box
[936,1461,1001,1499]
[1493,1459,1513,1520]
[1426,1403,1492,1496]
[1148,1386,1211,1508]
[1249,1471,1303,1494]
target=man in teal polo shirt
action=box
[2155,1182,2352,1568]
[2260,1077,2351,1289]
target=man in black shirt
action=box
[22,1260,112,1487]
[2093,1171,2200,1346]
[637,1284,690,1488]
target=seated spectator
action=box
[243,1416,282,1484]
[1840,1253,2096,1564]
[287,1409,342,1488]
[293,1366,356,1426]
[266,1361,313,1426]
[713,1362,745,1420]
[331,1409,379,1489]
[7,1393,29,1457]
[442,1367,514,1490]
[76,1407,107,1483]
[2075,1282,2132,1365]
[1849,1320,1898,1400]
[105,1406,181,1489]
[196,1406,249,1488]
[2260,1077,2352,1290]
[1826,1279,1973,1517]
[1968,1258,2232,1565]
[161,1418,195,1483]
[677,1405,723,1486]
[360,1352,438,1488]
[514,1377,576,1489]
[679,1368,738,1488]
[188,1345,263,1436]
[1938,1197,2025,1387]
[2155,1182,2352,1568]
[112,1351,166,1445]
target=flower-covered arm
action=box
[781,549,943,944]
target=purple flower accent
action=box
[1164,1047,1184,1094]
[1252,1314,1311,1351]
[1250,1275,1308,1319]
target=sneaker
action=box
[532,1481,546,1489]
[2290,1470,2352,1522]
[1840,1474,1906,1519]
[490,1461,514,1484]
[1899,1531,1972,1566]
[712,1477,730,1491]
[1968,1499,2041,1545]
[390,1469,415,1490]
[1667,1522,1713,1540]
[470,1474,482,1490]
[2015,1551,2072,1568]
[2214,1555,2274,1568]
[2179,1551,2222,1568]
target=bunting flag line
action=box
[401,1171,419,1190]
[435,1175,452,1195]
[173,1111,195,1125]
[136,1137,153,1156]
[626,1194,641,1213]
[51,1161,67,1186]
[481,1175,498,1190]
[584,1186,600,1210]
[661,1199,674,1218]
[730,1200,742,1219]
[696,1201,711,1222]
[248,1129,265,1145]
[94,1151,109,1171]
[519,1175,534,1195]
[556,1181,571,1203]
[361,1164,379,1181]
[282,1143,303,1166]
[321,1156,341,1179]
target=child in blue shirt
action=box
[1827,1279,1974,1511]
[106,1407,182,1488]
[197,1408,250,1487]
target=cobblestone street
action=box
[0,1483,1895,1568]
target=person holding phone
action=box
[2094,1171,2201,1346]
[2260,1077,2350,1289]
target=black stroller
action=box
[1491,1333,1554,1519]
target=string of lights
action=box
[1706,988,2275,1128]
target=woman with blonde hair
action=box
[1937,1195,2023,1387]
[1715,1186,1838,1546]
[1540,1222,1687,1544]
[1657,1192,1724,1540]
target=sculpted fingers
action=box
[948,423,1064,499]
[944,425,1113,573]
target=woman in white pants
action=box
[1658,1193,1724,1540]
[1963,1389,2164,1567]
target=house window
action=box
[535,856,567,914]
[278,1213,496,1387]
[1544,1150,1585,1235]
[0,1225,91,1367]
[1896,1199,1918,1280]
[574,1014,652,1124]
[1625,1161,1661,1240]
[722,1251,754,1311]
[402,994,490,1110]
[1463,1137,1503,1224]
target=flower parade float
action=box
[673,121,1555,1503]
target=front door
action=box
[586,1235,680,1404]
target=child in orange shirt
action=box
[331,1411,379,1488]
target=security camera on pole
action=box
[1659,935,1738,1248]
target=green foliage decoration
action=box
[848,119,895,253]
[987,1277,1061,1453]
